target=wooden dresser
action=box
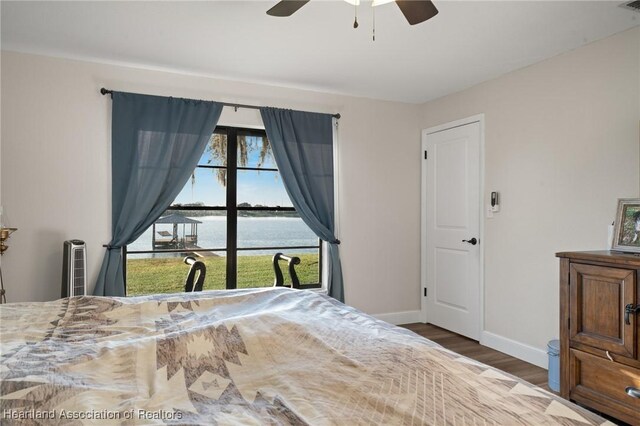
[557,251,640,425]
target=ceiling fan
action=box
[266,0,439,26]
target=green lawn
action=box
[126,253,319,296]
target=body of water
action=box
[128,216,319,258]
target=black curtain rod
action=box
[100,88,341,119]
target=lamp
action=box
[0,227,17,255]
[343,1,395,7]
[0,227,17,304]
[371,0,395,5]
[343,0,395,39]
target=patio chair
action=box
[183,256,206,292]
[272,253,301,289]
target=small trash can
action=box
[547,339,560,392]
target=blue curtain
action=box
[259,107,344,302]
[94,92,223,296]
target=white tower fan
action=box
[61,240,87,298]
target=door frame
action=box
[420,114,485,338]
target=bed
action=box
[1,288,611,425]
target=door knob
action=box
[462,238,478,245]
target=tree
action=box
[195,133,272,187]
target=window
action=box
[125,126,322,295]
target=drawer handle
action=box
[624,304,640,325]
[625,387,640,399]
[605,350,614,362]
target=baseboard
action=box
[480,331,548,370]
[373,310,422,325]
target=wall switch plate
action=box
[490,191,500,212]
[487,206,494,218]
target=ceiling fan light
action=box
[343,0,361,6]
[372,0,395,6]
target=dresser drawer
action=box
[570,349,640,425]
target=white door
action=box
[421,120,482,340]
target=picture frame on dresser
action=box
[612,198,640,254]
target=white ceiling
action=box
[1,1,638,103]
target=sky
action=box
[173,136,294,207]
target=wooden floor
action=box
[400,323,549,388]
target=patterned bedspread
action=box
[1,288,610,425]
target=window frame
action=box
[124,125,323,293]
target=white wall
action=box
[421,27,640,354]
[0,51,422,314]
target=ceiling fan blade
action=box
[395,0,438,25]
[266,0,311,17]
